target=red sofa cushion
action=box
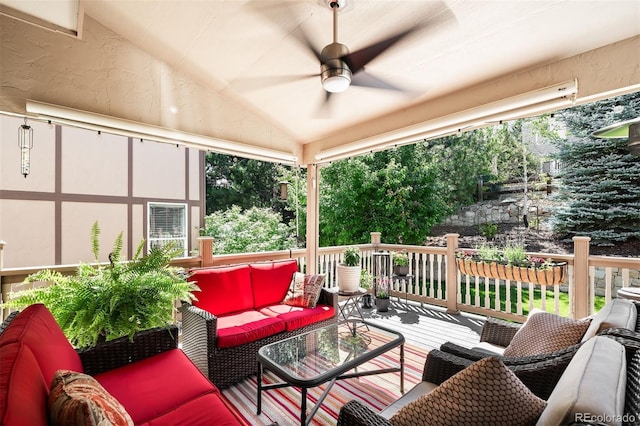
[95,349,216,424]
[216,311,286,349]
[0,342,49,426]
[191,265,254,316]
[140,393,249,426]
[0,304,83,384]
[259,304,336,331]
[250,259,298,308]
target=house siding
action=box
[0,115,204,268]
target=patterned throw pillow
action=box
[503,310,591,357]
[390,357,546,426]
[49,370,133,426]
[282,272,325,308]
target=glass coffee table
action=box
[257,320,405,426]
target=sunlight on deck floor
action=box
[359,298,487,351]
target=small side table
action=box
[328,287,369,334]
[392,274,414,303]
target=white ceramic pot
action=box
[337,264,361,293]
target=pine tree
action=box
[552,92,640,245]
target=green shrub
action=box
[479,223,498,239]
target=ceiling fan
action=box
[242,0,455,109]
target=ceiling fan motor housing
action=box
[321,42,352,93]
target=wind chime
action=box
[18,118,33,178]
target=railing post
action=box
[370,232,381,249]
[198,237,215,267]
[446,233,460,314]
[572,236,591,319]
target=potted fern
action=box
[337,246,361,293]
[2,221,199,348]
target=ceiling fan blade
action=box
[232,73,318,92]
[344,4,456,74]
[246,1,323,63]
[351,71,406,92]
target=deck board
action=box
[359,297,488,351]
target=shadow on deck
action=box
[359,298,488,352]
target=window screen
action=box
[148,203,187,256]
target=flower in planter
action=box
[455,244,567,285]
[376,277,390,299]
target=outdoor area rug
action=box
[222,332,427,425]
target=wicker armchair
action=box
[337,347,579,426]
[441,299,640,369]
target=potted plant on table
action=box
[337,246,361,293]
[392,251,410,276]
[456,243,567,285]
[2,221,199,349]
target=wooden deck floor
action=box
[357,297,488,352]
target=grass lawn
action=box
[411,280,606,318]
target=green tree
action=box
[552,92,640,244]
[319,122,542,247]
[201,205,296,254]
[205,153,284,213]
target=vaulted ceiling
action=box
[1,1,639,164]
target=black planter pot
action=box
[393,265,409,276]
[375,297,390,312]
[361,294,373,309]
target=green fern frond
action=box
[91,221,101,262]
[2,223,197,348]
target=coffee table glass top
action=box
[258,320,404,387]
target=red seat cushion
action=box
[0,304,83,384]
[259,304,335,331]
[191,265,254,316]
[95,349,217,424]
[250,260,298,308]
[140,393,247,426]
[216,311,285,349]
[0,342,49,426]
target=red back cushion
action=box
[250,260,299,308]
[191,265,254,316]
[0,304,83,384]
[0,342,49,426]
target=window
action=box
[148,203,187,256]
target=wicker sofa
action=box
[338,334,640,425]
[0,303,248,425]
[181,259,338,388]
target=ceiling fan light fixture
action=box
[322,70,351,93]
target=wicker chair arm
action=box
[479,317,522,346]
[318,288,339,315]
[439,341,498,361]
[421,349,474,384]
[508,348,577,399]
[77,325,179,376]
[337,400,393,426]
[180,303,218,379]
[0,311,19,336]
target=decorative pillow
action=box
[49,370,133,426]
[282,272,325,308]
[503,310,591,357]
[390,357,546,426]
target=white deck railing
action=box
[1,235,638,322]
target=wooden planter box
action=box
[456,258,567,285]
